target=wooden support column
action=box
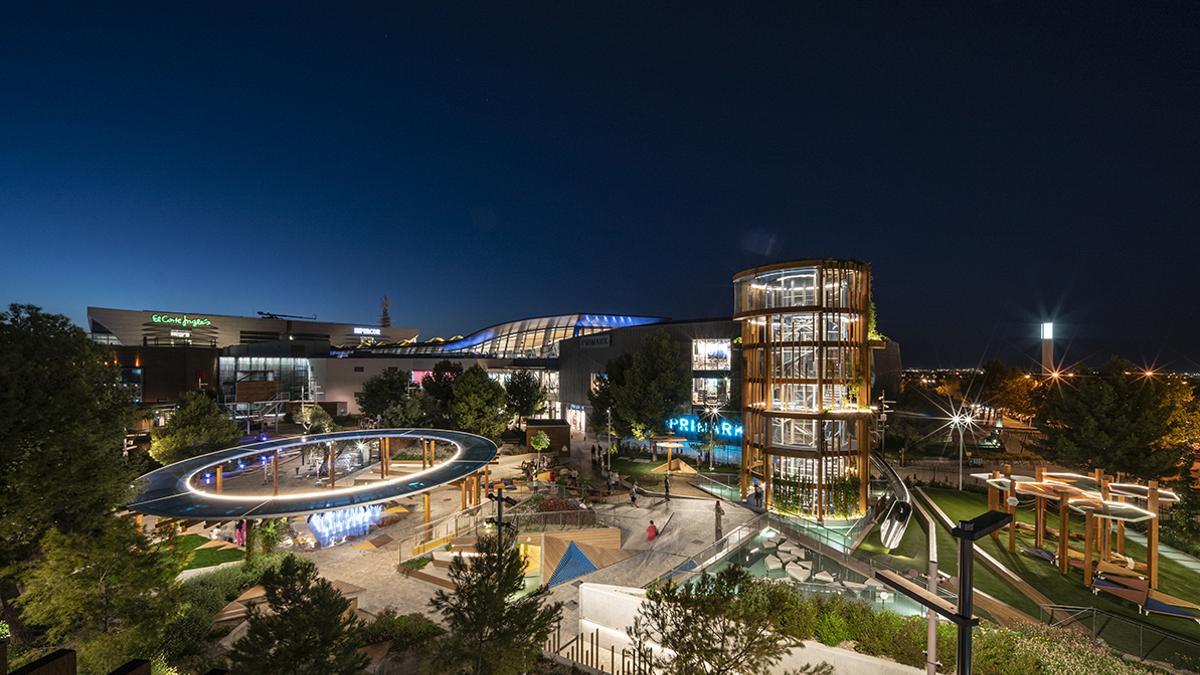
[1116,471,1126,556]
[329,442,336,490]
[460,481,467,510]
[989,470,1001,540]
[1149,480,1161,590]
[1083,511,1095,587]
[858,417,869,513]
[380,437,388,478]
[1034,467,1046,549]
[473,474,482,505]
[216,465,223,494]
[1097,469,1110,562]
[1004,463,1016,553]
[1058,496,1070,574]
[272,449,279,496]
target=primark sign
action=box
[666,414,743,440]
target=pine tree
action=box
[429,532,562,674]
[504,369,547,424]
[629,565,794,675]
[449,366,508,441]
[229,555,368,674]
[149,390,240,464]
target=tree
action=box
[611,331,690,439]
[18,516,179,644]
[588,354,632,437]
[628,565,794,674]
[450,366,508,441]
[422,360,464,427]
[0,305,134,639]
[149,390,240,465]
[429,533,562,674]
[1035,357,1191,479]
[380,390,432,428]
[979,360,1038,421]
[229,554,368,674]
[293,403,337,434]
[504,370,546,425]
[355,368,412,420]
[530,429,550,466]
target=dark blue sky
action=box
[2,3,1197,368]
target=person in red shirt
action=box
[646,520,658,541]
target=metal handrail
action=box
[1039,603,1200,669]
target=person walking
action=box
[714,500,725,541]
[663,475,671,502]
[629,485,638,508]
[646,519,658,541]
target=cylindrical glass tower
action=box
[734,259,874,522]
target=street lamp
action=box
[949,412,974,491]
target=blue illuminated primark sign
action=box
[666,414,743,440]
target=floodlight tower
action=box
[1040,322,1054,374]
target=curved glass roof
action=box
[127,429,497,520]
[388,313,664,359]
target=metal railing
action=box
[544,622,651,674]
[1039,604,1200,671]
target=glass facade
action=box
[218,356,313,402]
[692,338,732,370]
[735,260,874,521]
[387,314,663,359]
[692,376,731,406]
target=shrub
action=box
[158,602,216,661]
[973,625,1039,675]
[768,585,818,641]
[362,608,444,651]
[814,612,849,647]
[853,610,903,657]
[399,555,432,572]
[889,616,928,669]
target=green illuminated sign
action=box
[151,313,212,328]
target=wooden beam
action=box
[1058,497,1070,574]
[1035,466,1046,549]
[272,449,279,496]
[216,465,223,494]
[1083,511,1094,587]
[1148,479,1160,590]
[1005,463,1016,553]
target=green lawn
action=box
[924,487,1200,648]
[610,456,681,488]
[165,533,246,570]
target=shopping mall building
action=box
[87,260,901,446]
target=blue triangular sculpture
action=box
[547,541,598,587]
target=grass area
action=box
[923,487,1200,646]
[166,533,246,571]
[857,515,928,574]
[610,456,681,487]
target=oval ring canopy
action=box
[127,429,497,520]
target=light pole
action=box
[606,407,613,474]
[950,413,973,491]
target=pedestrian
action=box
[630,485,638,508]
[714,500,725,541]
[663,475,671,502]
[753,484,763,509]
[646,519,658,541]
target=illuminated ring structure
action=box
[128,429,497,520]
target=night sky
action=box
[2,3,1197,368]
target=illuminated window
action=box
[692,339,731,370]
[692,377,730,405]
